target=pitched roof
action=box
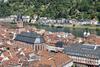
[55,41,64,48]
[15,32,44,44]
[86,35,100,44]
[64,44,100,59]
[34,50,72,67]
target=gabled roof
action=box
[33,50,72,67]
[64,44,100,59]
[20,32,40,38]
[14,32,44,44]
[55,41,64,48]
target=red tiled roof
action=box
[35,50,72,67]
[0,57,3,61]
[87,35,100,45]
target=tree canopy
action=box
[0,0,100,21]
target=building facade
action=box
[64,44,100,67]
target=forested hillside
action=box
[0,0,100,21]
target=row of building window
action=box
[70,56,99,65]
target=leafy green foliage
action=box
[0,0,100,21]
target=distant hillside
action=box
[0,0,100,21]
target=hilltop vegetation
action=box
[0,0,100,21]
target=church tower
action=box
[16,15,24,33]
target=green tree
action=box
[0,0,100,21]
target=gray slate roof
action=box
[15,32,44,44]
[64,44,100,59]
[55,41,64,48]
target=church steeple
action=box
[16,14,23,28]
[16,14,24,33]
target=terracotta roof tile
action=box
[34,50,72,67]
[87,35,100,44]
